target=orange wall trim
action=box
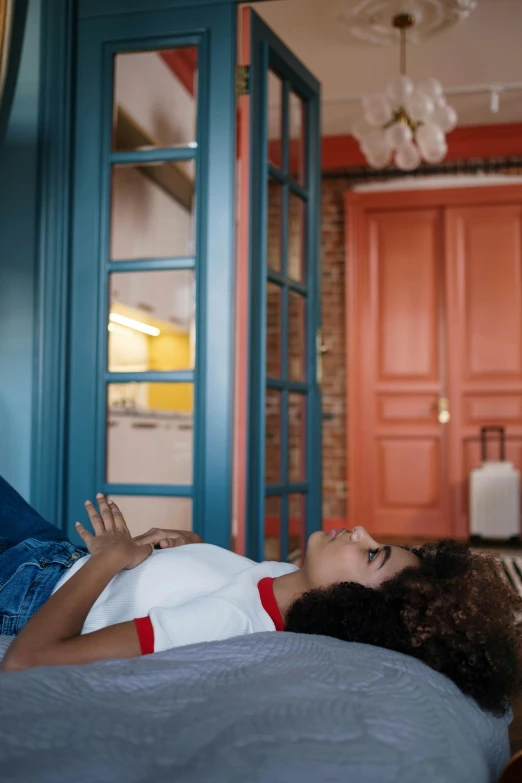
[159,50,197,96]
[442,123,522,161]
[269,123,522,173]
[231,7,251,556]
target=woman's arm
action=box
[0,554,140,671]
[134,528,204,549]
[0,496,152,672]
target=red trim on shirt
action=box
[257,577,285,631]
[134,616,155,655]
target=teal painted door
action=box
[245,10,322,562]
[67,5,236,547]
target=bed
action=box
[0,632,511,782]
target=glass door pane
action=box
[104,46,199,533]
[268,72,283,169]
[288,192,306,282]
[111,48,197,262]
[108,496,193,537]
[108,270,195,372]
[289,91,306,186]
[106,382,194,485]
[113,48,198,150]
[110,164,195,260]
[244,9,321,562]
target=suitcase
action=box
[469,426,521,543]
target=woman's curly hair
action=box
[285,539,522,715]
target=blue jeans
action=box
[0,476,87,635]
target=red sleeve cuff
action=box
[258,577,285,631]
[134,616,155,655]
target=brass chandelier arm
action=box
[383,108,419,133]
[393,13,415,78]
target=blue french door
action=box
[66,6,236,547]
[246,11,322,562]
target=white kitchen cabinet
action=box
[106,409,194,533]
[109,495,193,535]
[107,410,193,485]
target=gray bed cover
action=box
[0,632,511,783]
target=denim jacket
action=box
[0,537,86,636]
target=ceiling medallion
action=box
[337,0,477,45]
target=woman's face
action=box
[302,526,420,589]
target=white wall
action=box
[114,50,196,149]
[111,165,194,260]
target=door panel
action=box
[352,208,450,538]
[243,9,321,562]
[464,395,522,423]
[378,439,440,507]
[67,6,236,547]
[459,209,522,377]
[446,204,522,537]
[377,393,438,423]
[375,213,440,381]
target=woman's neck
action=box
[272,569,311,625]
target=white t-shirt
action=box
[51,544,297,653]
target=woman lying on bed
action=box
[0,475,521,718]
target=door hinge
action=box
[236,65,251,96]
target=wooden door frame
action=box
[345,184,522,539]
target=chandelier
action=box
[352,13,458,171]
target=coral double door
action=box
[347,185,522,540]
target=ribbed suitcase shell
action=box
[469,427,520,539]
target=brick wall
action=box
[264,177,349,521]
[266,179,306,488]
[320,177,349,519]
[266,183,282,487]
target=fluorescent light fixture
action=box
[107,323,134,336]
[109,313,160,337]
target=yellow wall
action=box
[109,302,193,413]
[148,332,193,413]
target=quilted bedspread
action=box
[0,632,511,783]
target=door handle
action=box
[438,397,450,424]
[316,329,328,387]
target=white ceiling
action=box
[251,0,522,135]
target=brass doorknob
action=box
[438,397,450,424]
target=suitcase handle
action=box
[480,426,506,461]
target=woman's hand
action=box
[133,528,203,550]
[76,494,153,570]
